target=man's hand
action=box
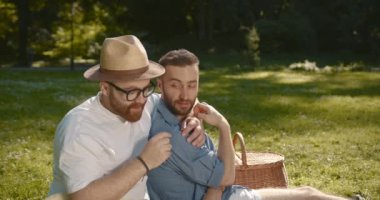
[139,132,172,170]
[193,102,226,128]
[181,117,205,148]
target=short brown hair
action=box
[158,49,199,67]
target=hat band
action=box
[99,65,149,77]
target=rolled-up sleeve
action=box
[168,133,224,187]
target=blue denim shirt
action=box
[147,99,244,200]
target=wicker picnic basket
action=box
[233,132,289,189]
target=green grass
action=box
[0,68,379,199]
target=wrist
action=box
[217,118,230,132]
[136,156,150,174]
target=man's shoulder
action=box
[146,93,160,113]
[56,96,103,136]
[62,97,96,122]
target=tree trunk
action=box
[206,0,214,41]
[70,0,75,71]
[15,0,30,67]
[197,1,206,40]
[196,0,214,41]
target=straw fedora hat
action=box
[84,35,164,82]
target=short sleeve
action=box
[59,134,106,193]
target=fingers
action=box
[181,119,188,132]
[181,118,197,137]
[195,112,207,120]
[154,132,172,148]
[190,128,206,148]
[162,143,172,152]
[186,125,202,143]
[193,102,209,115]
[141,132,172,169]
[180,117,206,148]
[151,132,171,141]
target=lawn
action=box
[0,68,379,199]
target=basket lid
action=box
[235,152,284,165]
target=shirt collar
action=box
[157,98,180,126]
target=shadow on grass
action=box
[1,69,379,140]
[199,70,380,135]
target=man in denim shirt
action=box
[147,49,353,200]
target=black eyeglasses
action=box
[106,81,156,101]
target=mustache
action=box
[128,102,145,109]
[175,100,192,104]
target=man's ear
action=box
[157,78,163,91]
[99,81,109,96]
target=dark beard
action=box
[165,99,194,117]
[121,102,145,122]
[110,99,145,122]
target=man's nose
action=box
[134,92,146,103]
[179,87,188,99]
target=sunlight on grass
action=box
[1,133,52,198]
[225,71,272,80]
[0,69,379,199]
[202,70,379,199]
[227,71,319,84]
[267,72,318,84]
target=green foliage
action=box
[255,10,316,53]
[294,0,380,56]
[0,0,380,65]
[246,26,260,67]
[0,68,379,199]
[0,1,17,63]
[127,0,191,40]
[0,2,16,41]
[43,2,106,60]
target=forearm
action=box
[69,158,147,200]
[203,187,223,200]
[217,118,235,186]
[193,102,235,186]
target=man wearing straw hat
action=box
[47,35,205,200]
[147,49,358,200]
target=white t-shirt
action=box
[48,93,159,199]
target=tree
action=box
[43,1,106,62]
[193,0,214,40]
[15,0,30,67]
[0,1,17,65]
[246,26,260,67]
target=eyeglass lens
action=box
[126,84,155,101]
[107,81,155,101]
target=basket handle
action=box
[233,132,248,167]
